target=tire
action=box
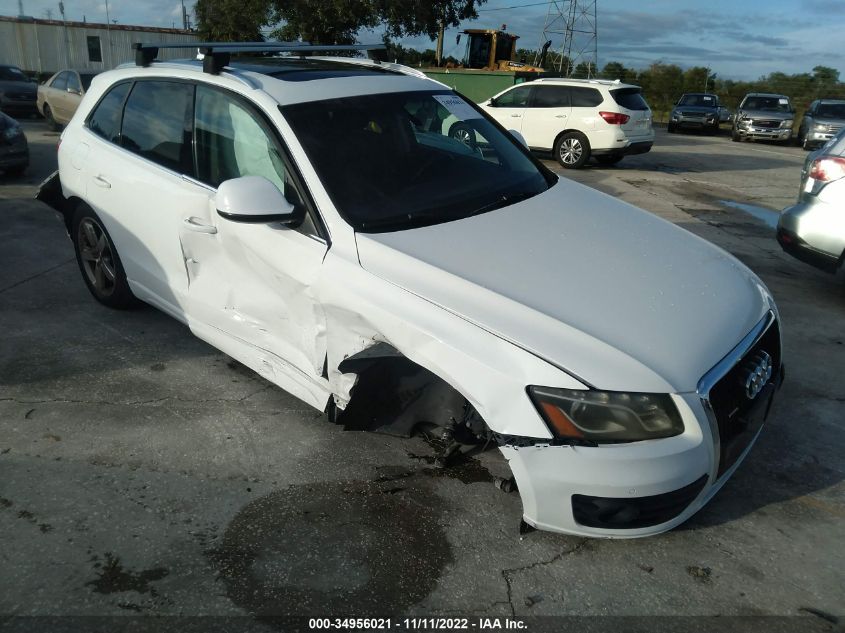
[667,122,676,133]
[554,131,590,169]
[448,123,477,150]
[710,121,720,134]
[43,104,61,131]
[595,155,623,166]
[71,204,136,309]
[731,128,741,142]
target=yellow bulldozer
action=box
[455,28,551,72]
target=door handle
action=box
[92,175,111,189]
[183,216,218,234]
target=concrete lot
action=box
[1,121,843,631]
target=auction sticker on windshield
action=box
[433,94,482,120]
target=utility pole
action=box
[17,0,24,17]
[59,1,70,68]
[104,0,112,67]
[435,19,445,66]
[181,0,188,30]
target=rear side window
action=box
[611,88,649,111]
[121,81,194,173]
[50,72,68,91]
[532,86,570,108]
[570,87,603,107]
[87,81,130,143]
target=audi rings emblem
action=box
[743,351,772,400]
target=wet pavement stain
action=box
[86,553,169,596]
[207,480,452,619]
[406,450,495,485]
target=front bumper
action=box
[0,95,38,114]
[735,125,792,141]
[672,116,718,129]
[502,314,783,537]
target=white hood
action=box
[355,179,771,393]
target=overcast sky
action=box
[3,0,843,81]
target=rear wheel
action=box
[71,204,136,309]
[667,122,676,133]
[554,131,590,169]
[43,104,61,131]
[731,128,741,142]
[595,155,623,166]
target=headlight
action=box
[813,122,829,132]
[528,386,684,444]
[780,119,793,129]
[2,126,22,140]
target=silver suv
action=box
[777,128,845,277]
[796,99,845,151]
[732,93,794,143]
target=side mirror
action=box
[488,98,497,107]
[508,129,528,148]
[67,87,81,95]
[216,176,301,224]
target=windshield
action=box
[741,96,791,112]
[281,90,553,233]
[816,103,845,120]
[677,94,717,107]
[0,66,29,82]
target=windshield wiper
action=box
[466,190,540,217]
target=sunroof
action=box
[231,58,401,81]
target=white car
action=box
[38,43,782,538]
[479,78,655,169]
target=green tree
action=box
[194,0,271,41]
[271,0,487,44]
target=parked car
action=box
[0,110,28,176]
[777,128,845,277]
[718,105,732,123]
[732,93,795,143]
[478,78,654,168]
[668,93,721,134]
[0,64,38,116]
[37,69,101,131]
[796,99,845,151]
[39,46,783,538]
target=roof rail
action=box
[132,41,388,75]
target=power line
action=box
[477,1,554,12]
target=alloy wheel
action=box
[77,218,116,296]
[559,138,583,165]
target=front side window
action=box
[121,81,193,173]
[87,81,130,143]
[50,72,68,91]
[87,36,102,63]
[194,85,316,235]
[282,90,553,233]
[495,85,532,107]
[532,86,570,108]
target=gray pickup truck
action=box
[732,92,794,144]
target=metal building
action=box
[0,15,199,75]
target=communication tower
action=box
[534,0,598,77]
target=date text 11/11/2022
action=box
[308,618,528,630]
